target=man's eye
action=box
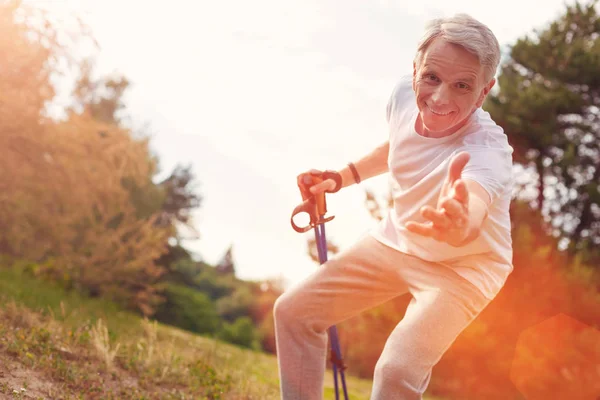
[457,82,469,89]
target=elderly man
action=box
[274,13,514,400]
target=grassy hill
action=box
[0,267,382,399]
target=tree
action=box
[65,55,206,304]
[152,164,203,278]
[0,2,174,316]
[215,245,236,275]
[155,164,202,234]
[153,283,220,335]
[485,0,600,260]
[68,58,130,126]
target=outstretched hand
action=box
[405,151,472,247]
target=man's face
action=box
[412,37,495,137]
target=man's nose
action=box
[430,84,451,105]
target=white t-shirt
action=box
[369,75,515,300]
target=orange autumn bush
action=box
[0,2,170,315]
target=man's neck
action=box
[416,112,475,138]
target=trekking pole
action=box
[290,170,349,400]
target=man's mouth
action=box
[427,104,452,116]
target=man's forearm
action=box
[338,141,390,188]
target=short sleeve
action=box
[460,146,513,204]
[385,75,413,124]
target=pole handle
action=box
[290,170,342,233]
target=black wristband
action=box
[348,162,361,184]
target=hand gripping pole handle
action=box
[290,170,342,233]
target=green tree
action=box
[68,58,205,295]
[154,283,220,335]
[152,164,203,281]
[218,316,262,350]
[156,164,202,230]
[216,284,254,322]
[215,245,236,275]
[485,0,600,260]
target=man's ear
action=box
[476,78,496,108]
[412,61,417,91]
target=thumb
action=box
[310,179,335,194]
[447,151,470,184]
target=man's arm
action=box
[458,179,490,246]
[338,141,390,188]
[405,152,493,247]
[307,141,390,195]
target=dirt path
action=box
[0,354,56,399]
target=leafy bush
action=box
[154,283,220,335]
[216,285,254,323]
[217,317,262,351]
[193,268,236,300]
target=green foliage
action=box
[151,262,274,353]
[0,0,276,360]
[215,246,236,275]
[216,285,254,323]
[486,0,600,257]
[153,283,220,335]
[217,316,262,351]
[193,267,237,300]
[156,164,202,229]
[121,175,166,221]
[0,267,141,338]
[0,266,379,399]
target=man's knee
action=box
[273,287,319,330]
[373,355,432,396]
[273,290,298,324]
[374,357,409,383]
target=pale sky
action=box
[34,0,573,289]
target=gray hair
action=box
[414,14,501,82]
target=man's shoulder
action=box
[460,109,513,153]
[389,75,413,100]
[386,75,415,122]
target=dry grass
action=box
[0,268,382,399]
[90,318,121,371]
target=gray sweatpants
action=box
[273,234,491,400]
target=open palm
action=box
[406,151,471,247]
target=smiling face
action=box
[412,37,495,138]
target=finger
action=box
[297,169,322,183]
[453,179,469,205]
[405,221,435,237]
[441,198,467,217]
[406,222,445,241]
[297,169,322,179]
[421,206,451,229]
[440,200,468,227]
[447,151,470,185]
[309,179,335,194]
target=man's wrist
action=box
[338,164,356,188]
[347,162,361,184]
